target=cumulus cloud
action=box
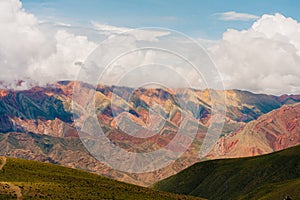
[28,30,97,84]
[0,0,97,88]
[216,11,259,21]
[209,13,300,95]
[0,0,53,81]
[78,32,215,90]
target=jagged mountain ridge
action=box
[0,81,299,186]
[1,81,299,136]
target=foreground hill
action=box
[154,145,300,200]
[0,157,202,200]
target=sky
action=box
[0,0,300,95]
[21,0,300,39]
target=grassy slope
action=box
[0,158,203,200]
[240,178,300,200]
[154,145,300,200]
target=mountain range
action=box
[0,81,299,186]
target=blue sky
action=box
[22,0,300,39]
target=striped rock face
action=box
[0,81,299,186]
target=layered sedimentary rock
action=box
[0,81,299,186]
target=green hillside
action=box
[154,145,300,200]
[0,157,203,200]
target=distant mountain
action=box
[208,103,300,158]
[0,157,202,200]
[154,145,300,200]
[0,81,299,186]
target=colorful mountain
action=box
[0,81,299,186]
[208,103,300,158]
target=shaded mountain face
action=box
[154,145,300,200]
[0,81,299,186]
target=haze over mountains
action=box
[0,81,299,186]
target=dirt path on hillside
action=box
[0,182,23,200]
[0,157,23,200]
[0,157,6,170]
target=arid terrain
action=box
[0,81,299,186]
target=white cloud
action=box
[91,21,170,41]
[0,0,97,88]
[28,30,97,84]
[91,22,131,35]
[209,13,300,95]
[0,0,299,95]
[54,22,72,27]
[0,0,53,81]
[78,33,211,89]
[216,11,259,21]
